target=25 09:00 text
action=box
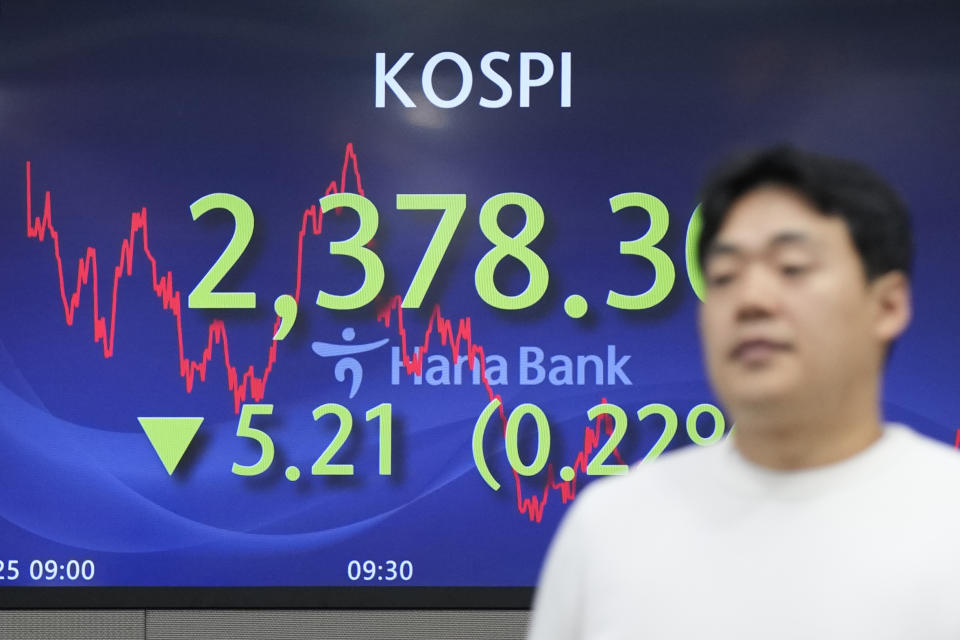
[0,559,95,582]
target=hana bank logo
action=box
[312,327,388,399]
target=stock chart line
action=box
[25,144,613,521]
[378,297,624,522]
[24,143,363,414]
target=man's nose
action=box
[734,264,779,320]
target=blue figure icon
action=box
[311,327,389,399]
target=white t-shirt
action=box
[528,424,960,640]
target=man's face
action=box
[698,185,905,418]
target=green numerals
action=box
[188,193,257,309]
[685,204,706,301]
[505,403,551,476]
[312,403,355,476]
[396,194,466,309]
[315,193,385,310]
[312,191,549,311]
[232,403,275,476]
[586,403,629,475]
[183,188,713,318]
[366,402,393,475]
[229,402,393,478]
[477,401,728,489]
[185,190,707,314]
[636,403,678,464]
[635,402,726,462]
[606,192,676,310]
[475,193,549,310]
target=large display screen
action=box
[2,1,958,607]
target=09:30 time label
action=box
[347,559,413,582]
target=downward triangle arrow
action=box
[138,417,204,475]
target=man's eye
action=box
[706,272,735,287]
[781,264,809,276]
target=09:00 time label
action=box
[0,559,95,582]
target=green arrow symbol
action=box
[137,417,204,475]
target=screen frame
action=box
[0,586,533,609]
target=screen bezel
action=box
[0,586,533,609]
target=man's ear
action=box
[870,271,911,342]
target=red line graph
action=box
[25,143,363,414]
[25,143,616,521]
[378,298,625,522]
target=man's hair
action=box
[696,146,913,281]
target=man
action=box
[527,147,960,639]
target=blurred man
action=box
[528,147,960,639]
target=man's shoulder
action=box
[887,423,960,479]
[572,424,960,510]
